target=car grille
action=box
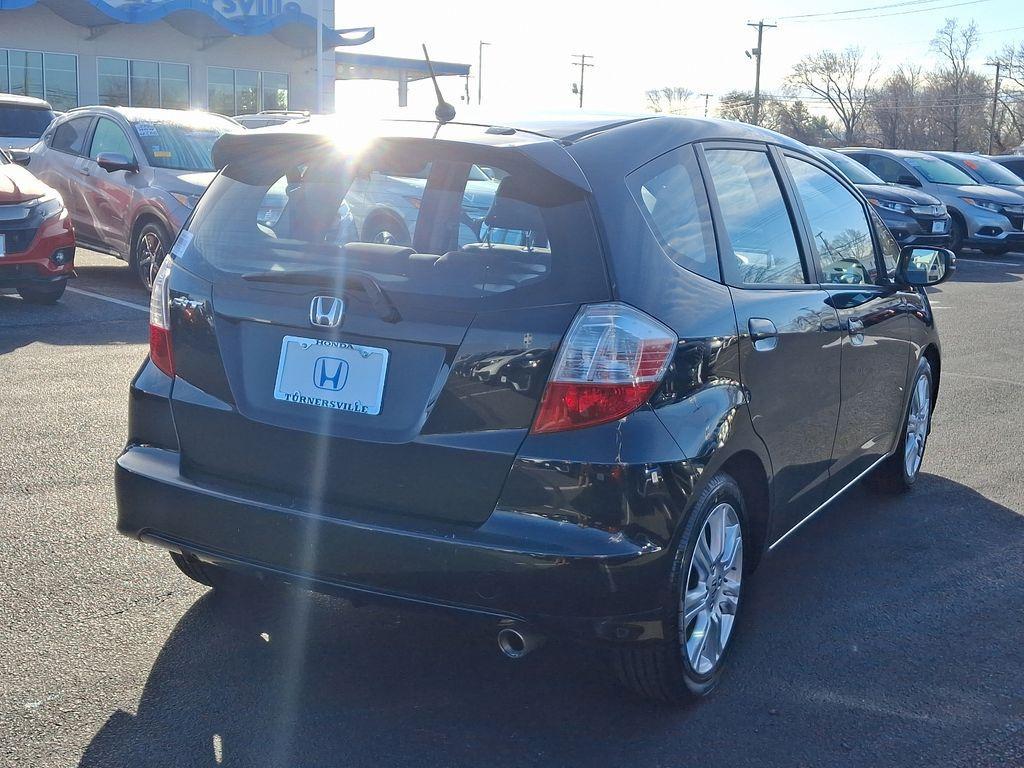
[0,225,38,254]
[1005,213,1024,230]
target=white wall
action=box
[0,3,332,113]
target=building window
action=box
[208,67,288,115]
[0,49,78,112]
[98,58,190,110]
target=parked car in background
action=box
[0,145,75,303]
[840,147,1024,255]
[928,151,1024,198]
[988,155,1024,182]
[812,147,951,248]
[117,114,953,704]
[25,106,241,288]
[0,94,57,150]
[233,110,309,129]
[258,160,504,247]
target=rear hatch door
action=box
[166,131,609,525]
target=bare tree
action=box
[646,86,695,114]
[787,47,880,144]
[929,18,979,150]
[870,64,926,148]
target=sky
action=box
[334,0,1024,117]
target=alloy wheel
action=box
[680,502,743,676]
[137,230,166,290]
[904,373,931,478]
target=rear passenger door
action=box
[37,116,94,231]
[781,151,911,493]
[698,142,842,539]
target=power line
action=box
[788,0,993,23]
[778,0,946,21]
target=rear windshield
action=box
[904,156,975,185]
[180,138,607,308]
[959,155,1024,185]
[130,115,240,171]
[818,148,884,186]
[0,106,55,139]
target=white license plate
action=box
[273,335,388,415]
[932,220,947,234]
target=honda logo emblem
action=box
[310,296,344,328]
[312,356,349,391]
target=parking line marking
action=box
[945,371,1022,388]
[957,258,1024,266]
[66,286,148,313]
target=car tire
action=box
[870,357,933,494]
[948,216,966,254]
[17,280,66,304]
[132,221,170,291]
[611,472,747,705]
[362,213,411,247]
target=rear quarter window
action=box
[626,145,719,281]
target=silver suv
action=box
[26,106,241,287]
[840,147,1024,255]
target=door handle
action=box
[748,318,778,352]
[848,318,865,345]
[76,166,90,176]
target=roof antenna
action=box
[422,44,456,124]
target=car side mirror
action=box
[896,246,955,287]
[96,152,138,174]
[7,148,31,167]
[896,174,921,188]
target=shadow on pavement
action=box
[947,256,1024,284]
[79,474,1023,768]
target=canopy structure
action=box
[0,0,373,49]
[336,51,470,107]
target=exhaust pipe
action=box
[497,625,545,659]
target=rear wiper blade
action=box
[242,269,401,323]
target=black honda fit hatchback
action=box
[116,115,953,703]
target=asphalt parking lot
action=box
[1,249,1022,767]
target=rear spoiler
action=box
[211,123,592,195]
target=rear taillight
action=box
[149,257,174,377]
[530,302,676,434]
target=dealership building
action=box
[0,0,381,115]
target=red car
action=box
[0,148,75,303]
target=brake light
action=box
[531,303,676,434]
[149,257,174,377]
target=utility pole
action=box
[477,41,490,106]
[986,59,1002,155]
[746,19,776,126]
[572,54,593,109]
[700,92,712,118]
[315,0,324,113]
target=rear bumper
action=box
[115,445,671,643]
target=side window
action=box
[869,208,900,274]
[49,117,91,156]
[89,118,135,162]
[864,154,904,184]
[704,148,806,285]
[627,146,719,280]
[786,156,879,285]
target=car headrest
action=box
[340,242,414,270]
[484,177,547,234]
